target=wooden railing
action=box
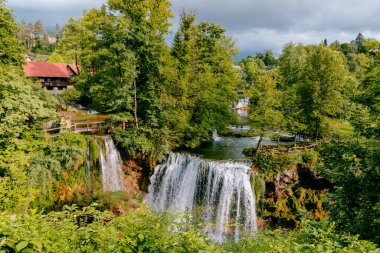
[42,81,71,87]
[45,121,109,136]
[261,144,317,154]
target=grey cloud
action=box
[7,0,106,27]
[171,0,380,33]
[6,0,380,56]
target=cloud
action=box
[6,0,380,56]
[7,0,106,28]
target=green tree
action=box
[0,63,56,212]
[238,56,265,89]
[0,0,24,65]
[248,71,285,153]
[33,19,45,37]
[168,13,239,147]
[319,139,380,243]
[279,43,309,88]
[55,18,91,70]
[255,49,278,67]
[280,44,355,139]
[352,65,380,138]
[355,32,365,53]
[75,6,137,114]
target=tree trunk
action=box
[134,79,139,128]
[254,136,263,156]
[75,54,80,75]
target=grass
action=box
[62,108,109,123]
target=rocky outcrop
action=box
[258,159,332,228]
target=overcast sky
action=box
[6,0,380,57]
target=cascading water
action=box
[85,142,92,194]
[98,136,125,192]
[212,129,221,141]
[146,153,258,242]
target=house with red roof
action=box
[23,61,79,93]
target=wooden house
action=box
[23,62,79,94]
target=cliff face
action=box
[254,151,332,228]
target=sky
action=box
[6,0,380,57]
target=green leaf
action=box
[16,241,29,251]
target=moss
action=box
[252,175,265,206]
[255,151,329,228]
[89,139,100,169]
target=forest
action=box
[0,0,379,252]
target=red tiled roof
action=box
[23,62,74,78]
[67,64,80,75]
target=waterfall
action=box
[98,136,125,192]
[212,129,221,141]
[146,153,258,242]
[85,142,92,194]
[235,97,249,109]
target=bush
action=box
[0,206,217,253]
[319,139,380,244]
[301,150,319,168]
[222,220,379,253]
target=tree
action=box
[319,139,380,243]
[248,71,285,153]
[278,43,309,88]
[329,40,341,52]
[167,13,239,147]
[76,6,137,114]
[238,56,265,89]
[351,65,380,138]
[354,32,365,53]
[0,63,57,212]
[0,1,24,65]
[34,19,45,37]
[108,0,174,128]
[55,18,90,70]
[0,65,56,148]
[255,49,278,67]
[279,44,355,139]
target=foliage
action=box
[165,12,239,147]
[237,56,265,92]
[252,152,301,180]
[248,70,285,151]
[0,206,378,253]
[319,139,380,243]
[222,220,379,252]
[0,1,24,65]
[255,49,278,67]
[59,87,81,106]
[17,17,59,55]
[0,65,57,147]
[0,64,56,213]
[113,127,171,164]
[301,150,319,168]
[279,44,356,139]
[0,206,218,253]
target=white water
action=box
[98,137,125,192]
[146,153,258,242]
[235,97,249,109]
[212,129,221,141]
[85,142,92,193]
